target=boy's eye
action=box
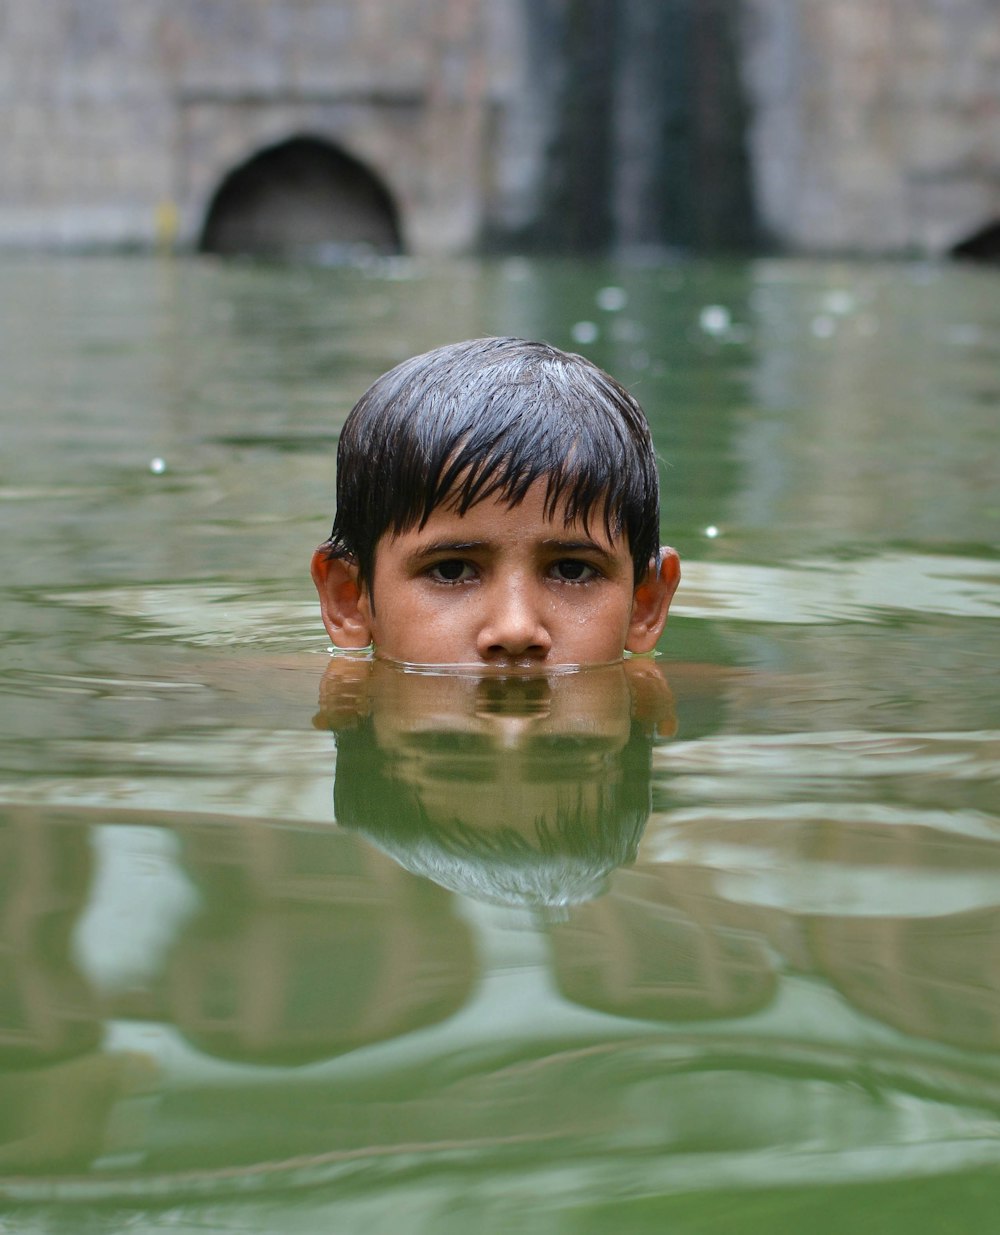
[551,559,598,583]
[429,559,476,583]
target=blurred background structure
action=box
[1,0,999,259]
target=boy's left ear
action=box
[625,547,681,655]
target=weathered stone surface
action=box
[740,0,1000,253]
[0,0,997,255]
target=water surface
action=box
[1,254,998,1231]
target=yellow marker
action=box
[154,200,179,251]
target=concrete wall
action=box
[0,0,498,254]
[741,0,1000,254]
[1,0,998,256]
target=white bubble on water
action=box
[610,317,644,343]
[699,305,731,336]
[822,290,856,316]
[149,457,166,475]
[502,257,532,281]
[596,285,628,312]
[571,320,600,345]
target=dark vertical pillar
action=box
[690,0,758,250]
[516,0,757,254]
[613,0,696,252]
[522,0,620,252]
[614,0,757,252]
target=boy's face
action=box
[313,481,679,668]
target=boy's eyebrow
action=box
[406,539,493,561]
[406,536,616,562]
[541,538,614,558]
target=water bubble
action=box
[596,286,628,312]
[823,290,856,316]
[704,525,720,539]
[571,321,600,345]
[502,257,532,281]
[149,457,166,475]
[699,305,731,336]
[610,317,644,343]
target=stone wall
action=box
[0,0,497,254]
[0,0,998,256]
[740,0,1000,253]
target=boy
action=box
[311,336,680,668]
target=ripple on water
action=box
[677,552,1000,624]
[41,551,1000,651]
[45,582,319,647]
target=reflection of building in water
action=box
[0,809,100,1065]
[813,906,1000,1054]
[168,818,475,1064]
[552,860,1000,1054]
[633,812,1000,1052]
[0,786,999,1195]
[0,809,147,1175]
[2,663,998,1192]
[550,866,776,1021]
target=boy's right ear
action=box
[310,551,374,649]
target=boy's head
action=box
[312,337,679,667]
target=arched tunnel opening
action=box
[199,136,403,260]
[950,219,1000,263]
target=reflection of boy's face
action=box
[319,659,674,855]
[371,666,634,836]
[313,481,679,668]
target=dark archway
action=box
[951,219,1000,263]
[199,136,403,259]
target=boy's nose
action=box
[477,584,552,662]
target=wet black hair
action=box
[320,337,661,591]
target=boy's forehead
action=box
[407,479,621,540]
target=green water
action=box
[1,254,998,1231]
